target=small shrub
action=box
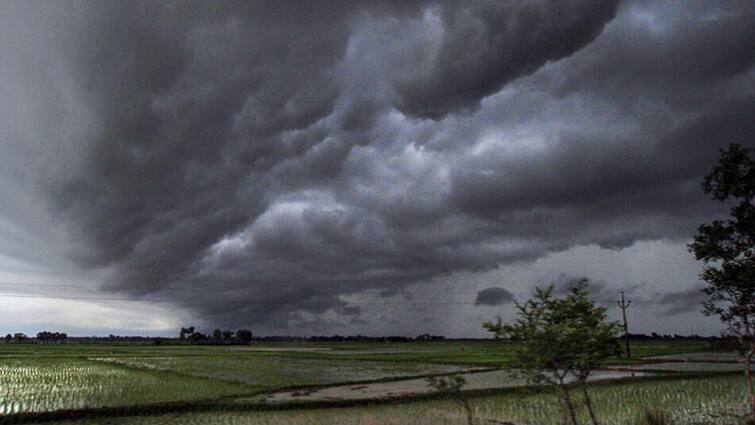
[638,408,672,425]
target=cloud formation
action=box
[0,1,753,334]
[475,287,514,306]
[393,0,619,119]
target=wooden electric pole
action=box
[618,291,631,358]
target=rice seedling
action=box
[93,355,464,390]
[0,358,249,414]
[0,341,740,423]
[31,374,747,425]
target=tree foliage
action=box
[484,279,619,425]
[689,144,755,336]
[484,280,619,383]
[35,331,68,343]
[689,143,755,416]
[236,329,253,343]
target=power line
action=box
[0,286,491,295]
[0,281,97,288]
[0,281,705,300]
[0,281,502,293]
[0,291,706,306]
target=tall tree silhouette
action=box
[689,143,755,417]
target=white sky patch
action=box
[0,295,184,336]
[0,251,188,337]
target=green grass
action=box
[608,340,712,365]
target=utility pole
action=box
[617,291,631,358]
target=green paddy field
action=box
[0,340,746,424]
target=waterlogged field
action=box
[306,339,711,366]
[0,357,248,414]
[0,340,739,424]
[94,355,465,389]
[0,342,473,417]
[36,374,748,425]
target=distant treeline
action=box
[0,330,728,345]
[309,334,447,342]
[625,332,714,340]
[4,331,68,343]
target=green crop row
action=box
[0,358,249,414]
[26,374,746,425]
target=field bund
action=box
[0,340,744,424]
[257,369,651,404]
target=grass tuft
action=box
[638,408,672,425]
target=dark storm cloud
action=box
[474,287,514,306]
[657,288,708,317]
[393,0,619,119]
[550,276,644,305]
[550,2,755,100]
[4,0,754,333]
[552,276,606,297]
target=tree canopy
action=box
[484,279,619,425]
[689,143,755,416]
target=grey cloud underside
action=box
[657,289,708,317]
[394,0,619,119]
[475,287,514,306]
[13,1,754,332]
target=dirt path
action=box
[254,369,649,404]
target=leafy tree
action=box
[4,334,11,342]
[179,326,195,340]
[212,328,222,340]
[560,280,620,425]
[484,280,619,425]
[222,330,234,339]
[189,331,206,341]
[35,331,68,343]
[689,143,755,416]
[236,329,253,343]
[427,375,474,425]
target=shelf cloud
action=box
[0,1,753,334]
[475,287,515,306]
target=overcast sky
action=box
[0,0,753,337]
